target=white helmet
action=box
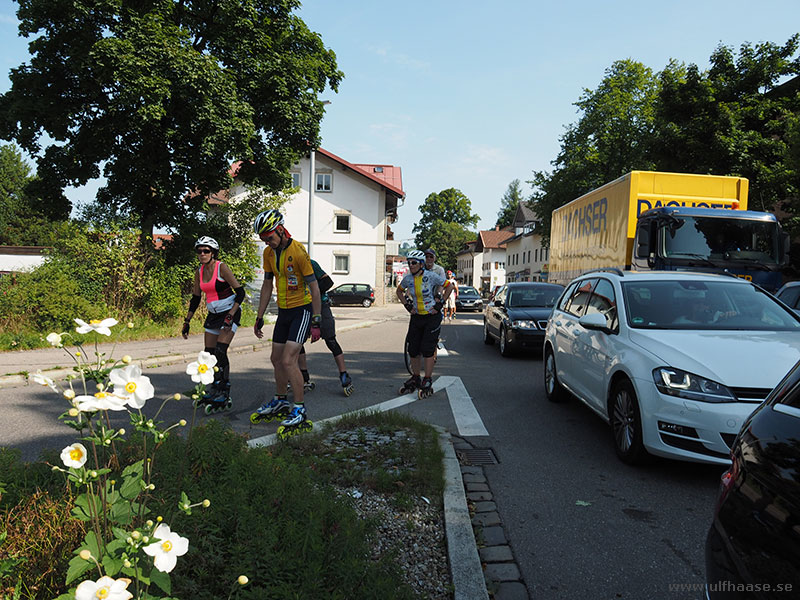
[194,236,219,251]
[407,250,425,262]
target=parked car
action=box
[327,283,375,307]
[483,282,563,357]
[775,280,800,315]
[705,358,800,598]
[543,269,800,465]
[455,285,483,312]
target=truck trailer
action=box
[548,171,788,290]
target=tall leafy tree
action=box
[0,0,342,238]
[651,37,800,219]
[496,179,526,229]
[413,188,479,270]
[529,59,659,240]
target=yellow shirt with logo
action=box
[262,239,314,309]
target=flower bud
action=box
[104,439,111,445]
[122,355,132,364]
[127,322,134,328]
[64,389,76,400]
[148,483,155,490]
[79,550,92,561]
[238,575,249,585]
[68,408,79,417]
[131,531,141,540]
[179,419,187,427]
[90,471,97,478]
[157,515,163,522]
[75,351,81,357]
[118,428,125,435]
[202,499,211,508]
[191,394,199,400]
[173,393,181,401]
[96,383,104,391]
[146,520,153,528]
[142,536,150,543]
[126,537,133,544]
[123,559,132,568]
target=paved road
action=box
[0,307,723,598]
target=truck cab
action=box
[631,207,789,291]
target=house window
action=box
[535,249,539,262]
[316,173,332,192]
[334,214,351,233]
[333,253,349,274]
[290,172,301,188]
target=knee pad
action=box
[325,337,343,357]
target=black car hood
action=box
[505,307,553,320]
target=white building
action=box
[475,228,514,294]
[227,148,404,305]
[0,246,48,274]
[503,204,550,282]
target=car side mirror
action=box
[579,312,609,332]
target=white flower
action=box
[75,576,133,600]
[46,332,63,346]
[61,443,88,468]
[32,371,58,391]
[143,524,189,573]
[74,390,127,412]
[186,351,218,385]
[109,365,154,409]
[75,318,119,336]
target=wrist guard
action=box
[311,314,322,327]
[255,317,264,330]
[404,297,415,313]
[223,314,234,328]
[181,321,190,336]
[434,301,443,313]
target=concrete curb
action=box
[0,316,398,389]
[440,429,490,600]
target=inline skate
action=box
[399,374,421,395]
[276,405,313,440]
[418,377,434,399]
[194,381,232,414]
[249,395,290,424]
[286,380,316,393]
[340,372,354,397]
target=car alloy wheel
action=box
[499,326,513,357]
[362,298,372,308]
[544,347,567,402]
[483,320,495,345]
[609,379,647,465]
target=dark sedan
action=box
[455,285,483,312]
[705,359,800,598]
[483,282,563,356]
[327,283,375,307]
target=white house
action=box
[475,228,514,294]
[503,204,550,282]
[456,240,482,289]
[0,246,49,274]
[228,148,404,305]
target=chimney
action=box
[495,226,499,231]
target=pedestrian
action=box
[424,248,446,279]
[250,209,322,436]
[397,250,453,399]
[181,236,244,413]
[444,270,458,321]
[296,259,354,396]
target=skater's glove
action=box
[222,313,234,329]
[181,320,190,338]
[255,317,264,330]
[310,314,322,343]
[404,296,415,314]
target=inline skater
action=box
[396,250,453,399]
[296,259,354,396]
[444,271,458,321]
[250,209,322,438]
[182,236,244,414]
[424,248,446,279]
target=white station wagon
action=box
[543,270,800,465]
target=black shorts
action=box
[406,313,442,358]
[273,305,312,345]
[204,307,241,334]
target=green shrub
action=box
[143,260,194,320]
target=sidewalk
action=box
[0,305,402,388]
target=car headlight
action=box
[511,320,537,329]
[652,368,737,403]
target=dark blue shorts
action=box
[273,305,312,345]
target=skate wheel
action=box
[276,425,289,440]
[249,413,261,424]
[305,382,315,391]
[343,385,353,397]
[193,399,201,408]
[204,404,213,415]
[226,400,232,409]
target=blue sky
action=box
[2,1,799,241]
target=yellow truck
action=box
[548,171,787,290]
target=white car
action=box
[543,270,800,465]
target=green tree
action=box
[651,37,800,220]
[529,59,659,240]
[496,179,526,229]
[0,0,342,238]
[413,188,479,269]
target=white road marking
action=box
[248,375,488,448]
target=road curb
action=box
[439,429,490,600]
[0,316,399,389]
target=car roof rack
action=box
[583,268,625,277]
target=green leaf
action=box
[149,566,172,594]
[65,554,93,585]
[71,493,100,521]
[110,499,134,524]
[120,461,144,499]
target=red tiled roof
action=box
[317,148,404,198]
[477,228,514,251]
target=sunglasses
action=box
[407,259,421,266]
[196,249,212,255]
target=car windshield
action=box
[460,286,479,296]
[622,280,800,330]
[507,287,561,308]
[662,216,781,264]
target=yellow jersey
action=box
[262,239,314,309]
